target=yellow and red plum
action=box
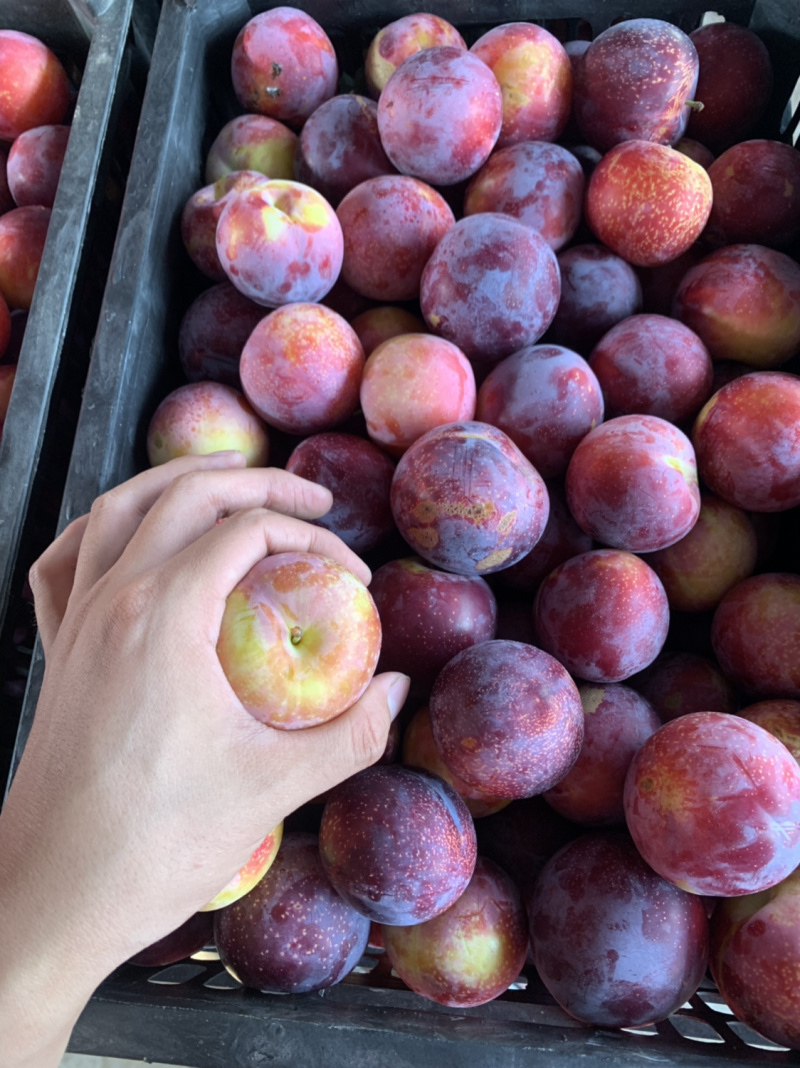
[365,13,466,99]
[528,832,709,1027]
[318,765,477,925]
[214,833,370,993]
[216,179,343,307]
[692,372,800,512]
[230,7,338,128]
[711,573,800,699]
[369,556,497,698]
[376,47,502,187]
[420,213,561,366]
[566,414,700,552]
[390,420,550,577]
[178,282,265,387]
[201,823,284,911]
[628,650,738,723]
[204,114,296,184]
[534,549,670,683]
[0,30,70,142]
[6,124,70,208]
[382,856,528,1006]
[239,302,364,435]
[217,551,381,730]
[181,170,265,281]
[336,175,454,302]
[360,333,475,456]
[624,712,800,895]
[146,381,269,468]
[429,639,584,799]
[0,204,50,310]
[285,432,395,554]
[739,700,800,763]
[350,305,426,358]
[476,344,604,479]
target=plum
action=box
[177,282,265,387]
[204,114,296,184]
[0,30,70,141]
[6,123,70,208]
[364,13,466,99]
[128,911,214,968]
[0,204,50,310]
[738,699,800,763]
[349,305,426,358]
[180,170,265,281]
[628,650,738,723]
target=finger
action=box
[111,466,334,581]
[72,452,249,601]
[28,514,91,654]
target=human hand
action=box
[0,452,409,1067]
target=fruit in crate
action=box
[216,551,381,729]
[0,204,51,309]
[177,282,265,387]
[738,700,800,763]
[201,823,284,911]
[181,170,265,281]
[6,124,70,209]
[204,114,296,183]
[364,13,466,99]
[0,30,70,141]
[703,140,800,248]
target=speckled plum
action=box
[336,175,454,302]
[382,856,528,1006]
[646,494,758,613]
[739,700,800,763]
[377,47,502,187]
[628,650,738,723]
[369,556,497,698]
[318,765,477,925]
[230,8,338,128]
[181,170,265,281]
[239,302,363,435]
[585,141,712,268]
[528,832,709,1027]
[692,372,800,511]
[216,179,343,307]
[573,19,699,152]
[204,114,297,184]
[6,123,69,208]
[588,314,713,423]
[547,244,642,355]
[350,305,426,357]
[463,142,583,252]
[0,31,70,142]
[178,282,265,387]
[565,414,700,552]
[497,479,592,594]
[429,639,584,799]
[215,833,369,993]
[672,245,800,368]
[285,432,395,554]
[0,205,50,310]
[146,381,269,467]
[360,333,475,456]
[711,573,800,699]
[476,343,604,479]
[543,682,661,826]
[294,94,396,206]
[533,549,670,683]
[390,420,550,576]
[624,711,800,895]
[365,13,466,98]
[420,213,561,366]
[402,705,509,819]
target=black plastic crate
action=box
[0,0,158,790]
[10,0,800,1064]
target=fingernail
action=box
[387,674,410,722]
[208,450,245,460]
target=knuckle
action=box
[349,703,389,770]
[103,577,157,640]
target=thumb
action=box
[275,672,410,804]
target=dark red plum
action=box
[543,682,661,826]
[6,123,69,208]
[420,213,561,367]
[181,170,265,281]
[528,832,709,1027]
[497,480,592,594]
[625,712,800,896]
[573,19,699,153]
[382,857,529,1006]
[637,245,703,317]
[129,911,214,967]
[0,204,50,310]
[429,639,584,799]
[588,314,712,424]
[370,556,497,699]
[628,650,738,723]
[476,343,604,478]
[565,414,700,553]
[294,94,396,206]
[546,244,642,355]
[318,765,477,925]
[534,550,670,683]
[214,833,369,993]
[376,46,502,186]
[390,421,550,576]
[285,432,395,554]
[178,282,265,388]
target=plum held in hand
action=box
[215,833,370,993]
[318,765,477,925]
[382,856,529,1007]
[528,831,709,1028]
[390,420,550,577]
[624,711,800,896]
